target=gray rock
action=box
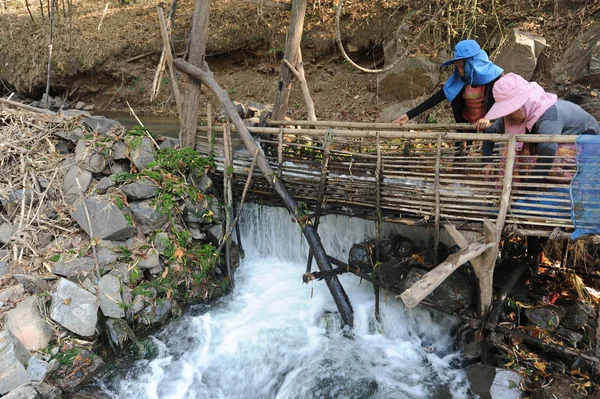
[102,160,130,175]
[72,197,136,241]
[159,137,179,149]
[58,109,90,119]
[207,223,224,247]
[55,127,84,143]
[560,299,594,330]
[105,318,135,351]
[5,296,53,351]
[1,386,39,399]
[0,249,9,276]
[82,116,123,135]
[50,278,99,337]
[556,327,583,343]
[378,57,440,102]
[83,104,95,111]
[495,29,546,80]
[189,170,213,194]
[26,359,50,383]
[154,232,171,255]
[129,200,168,234]
[95,176,115,194]
[108,262,130,282]
[97,247,118,268]
[524,306,562,329]
[581,101,600,122]
[379,101,414,122]
[0,222,16,244]
[463,342,482,361]
[208,197,224,224]
[468,364,523,399]
[0,330,31,395]
[139,299,174,326]
[183,198,210,224]
[52,257,95,277]
[13,275,50,294]
[189,227,207,240]
[75,101,85,110]
[531,373,577,399]
[137,248,161,271]
[121,179,158,200]
[552,24,600,88]
[33,382,62,399]
[401,267,473,313]
[55,140,70,154]
[75,140,108,173]
[112,141,128,160]
[98,274,124,318]
[348,239,393,273]
[128,137,155,171]
[0,284,25,304]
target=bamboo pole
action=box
[175,57,355,326]
[278,126,283,179]
[223,123,234,286]
[433,133,442,265]
[157,6,182,115]
[0,98,55,115]
[374,131,382,321]
[97,3,108,31]
[282,47,316,122]
[269,120,475,130]
[207,103,213,157]
[44,0,55,109]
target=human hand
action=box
[392,114,409,126]
[474,118,491,132]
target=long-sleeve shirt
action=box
[483,100,600,174]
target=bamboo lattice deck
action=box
[196,120,582,237]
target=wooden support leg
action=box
[472,219,501,318]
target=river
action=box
[95,204,470,398]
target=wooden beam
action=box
[272,0,307,120]
[179,0,211,148]
[400,240,496,309]
[496,135,518,229]
[0,98,55,115]
[174,57,355,326]
[240,0,291,10]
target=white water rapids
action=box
[99,205,471,398]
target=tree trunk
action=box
[179,0,211,148]
[174,58,354,327]
[271,0,307,120]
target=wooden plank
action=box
[240,0,292,10]
[400,240,496,309]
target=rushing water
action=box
[97,205,471,399]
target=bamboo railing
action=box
[196,121,583,236]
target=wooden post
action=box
[283,47,316,122]
[157,6,182,116]
[374,131,382,321]
[179,0,211,148]
[44,0,55,109]
[277,126,283,179]
[223,123,234,285]
[175,58,354,326]
[207,103,213,157]
[433,133,442,265]
[272,0,308,120]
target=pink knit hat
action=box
[485,73,531,120]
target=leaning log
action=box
[400,240,496,309]
[174,57,354,326]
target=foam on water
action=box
[100,204,470,398]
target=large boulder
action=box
[50,278,99,337]
[71,197,136,241]
[0,330,31,395]
[378,57,440,102]
[552,24,600,88]
[5,296,53,351]
[494,28,546,80]
[129,200,169,234]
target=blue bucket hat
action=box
[441,40,481,67]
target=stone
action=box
[97,247,118,268]
[82,116,123,135]
[121,179,158,200]
[206,223,224,247]
[139,299,174,326]
[1,386,39,399]
[83,104,95,111]
[378,57,440,102]
[208,197,224,224]
[401,267,473,313]
[55,127,84,143]
[0,330,31,395]
[26,359,49,383]
[57,110,90,119]
[372,258,411,287]
[5,296,53,351]
[0,222,16,244]
[348,240,386,273]
[189,170,213,194]
[183,198,211,224]
[379,101,415,123]
[581,101,600,122]
[524,306,562,330]
[112,141,128,160]
[558,299,594,330]
[0,249,9,276]
[13,275,50,294]
[95,176,115,194]
[33,382,62,399]
[154,232,171,255]
[463,341,482,361]
[105,318,135,351]
[556,327,583,343]
[136,248,161,271]
[98,274,124,318]
[129,200,168,234]
[50,278,99,337]
[75,140,108,173]
[467,364,523,399]
[552,24,600,88]
[0,284,25,304]
[495,29,547,80]
[531,373,578,399]
[71,197,136,241]
[52,257,95,277]
[56,350,104,393]
[189,227,207,240]
[55,139,70,154]
[75,101,85,110]
[102,160,130,176]
[159,137,179,149]
[128,137,155,171]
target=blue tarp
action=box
[570,135,600,239]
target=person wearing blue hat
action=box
[393,40,503,132]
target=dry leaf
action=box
[174,247,185,260]
[162,268,169,278]
[590,91,597,97]
[63,298,72,305]
[533,361,546,372]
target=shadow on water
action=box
[97,111,181,139]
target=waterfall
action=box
[99,204,470,398]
